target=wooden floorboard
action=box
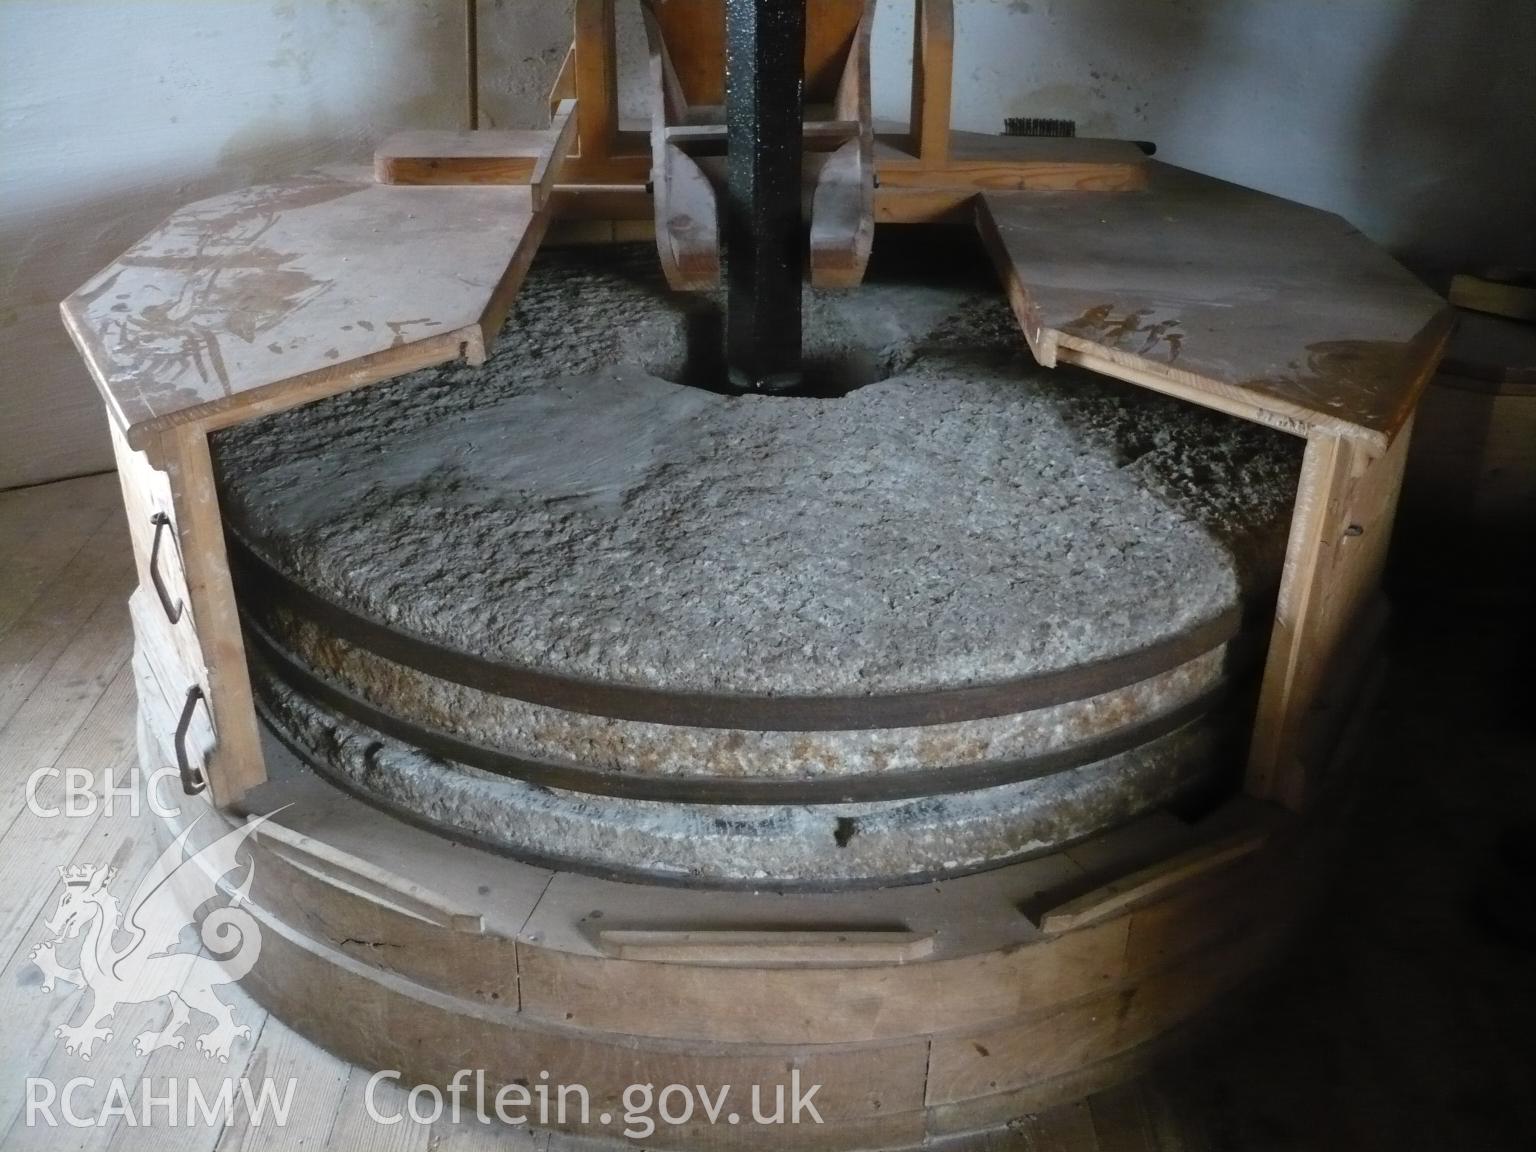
[0,500,133,733]
[0,748,184,1141]
[211,1019,349,1152]
[0,473,121,642]
[0,670,136,968]
[0,590,133,821]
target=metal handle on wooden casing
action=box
[149,512,184,624]
[175,685,208,795]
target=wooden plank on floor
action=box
[213,1020,350,1151]
[0,784,175,1139]
[88,992,267,1152]
[0,585,134,823]
[106,995,267,1148]
[0,798,268,1151]
[327,1065,433,1152]
[430,1115,550,1150]
[0,473,121,641]
[0,668,137,970]
[0,510,134,733]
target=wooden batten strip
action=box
[596,929,936,965]
[1034,828,1270,934]
[247,816,486,934]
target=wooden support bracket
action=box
[810,1,875,287]
[642,4,721,290]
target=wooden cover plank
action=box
[876,131,1148,192]
[61,169,541,448]
[375,102,577,206]
[978,164,1453,447]
[375,129,551,184]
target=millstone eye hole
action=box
[647,348,896,399]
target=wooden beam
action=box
[655,144,720,289]
[1247,420,1415,808]
[879,132,1147,189]
[374,130,547,187]
[1449,272,1536,323]
[574,0,618,161]
[909,0,954,167]
[154,423,267,808]
[665,119,859,153]
[375,101,575,207]
[810,0,874,288]
[811,140,872,287]
[811,1,872,288]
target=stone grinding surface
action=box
[257,670,1217,886]
[214,242,1302,698]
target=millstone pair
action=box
[215,244,1301,887]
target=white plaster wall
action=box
[870,0,1536,272]
[3,1,1532,488]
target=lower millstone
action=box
[255,668,1225,888]
[214,238,1300,886]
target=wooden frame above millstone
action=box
[375,1,1151,240]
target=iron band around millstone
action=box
[228,532,1245,734]
[243,616,1236,806]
